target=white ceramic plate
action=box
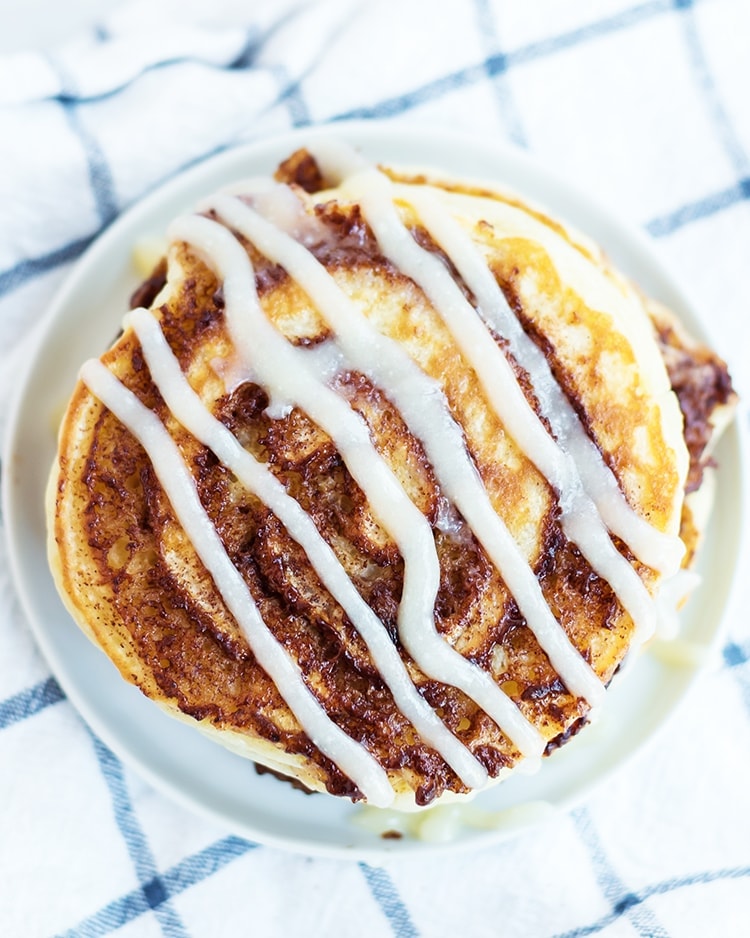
[3,122,746,859]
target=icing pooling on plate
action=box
[77,142,687,804]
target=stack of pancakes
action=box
[47,143,735,809]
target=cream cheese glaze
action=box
[306,148,666,645]
[80,357,396,806]
[204,192,603,706]
[127,306,491,791]
[76,141,692,805]
[168,213,548,761]
[400,184,685,577]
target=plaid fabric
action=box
[1,1,749,935]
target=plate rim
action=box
[3,119,747,860]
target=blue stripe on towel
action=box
[0,133,232,301]
[162,835,258,890]
[0,232,97,298]
[2,0,745,304]
[644,0,750,237]
[646,177,750,236]
[675,0,750,178]
[61,101,119,226]
[333,0,675,122]
[46,33,119,225]
[89,733,191,937]
[39,9,305,109]
[723,642,750,668]
[553,862,750,938]
[723,641,750,720]
[263,4,361,130]
[359,863,421,938]
[472,0,527,147]
[490,0,674,73]
[57,891,154,937]
[59,836,257,937]
[0,676,65,730]
[268,63,313,127]
[573,807,670,938]
[227,27,264,70]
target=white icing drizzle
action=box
[77,140,691,803]
[307,149,658,647]
[79,358,395,808]
[401,185,685,578]
[206,191,603,709]
[126,306,489,790]
[168,212,546,760]
[654,568,701,641]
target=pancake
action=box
[47,140,736,809]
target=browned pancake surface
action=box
[48,151,735,806]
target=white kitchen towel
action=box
[1,1,749,936]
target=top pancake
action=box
[47,146,734,808]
